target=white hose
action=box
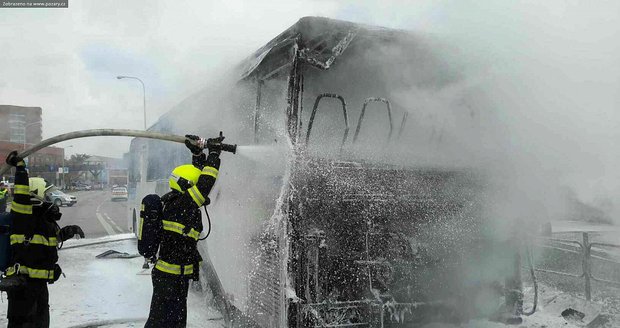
[0,129,187,177]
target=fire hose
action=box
[0,128,236,177]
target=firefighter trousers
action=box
[145,268,190,328]
[6,279,50,328]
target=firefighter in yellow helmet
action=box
[145,135,221,327]
[2,151,84,327]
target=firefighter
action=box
[3,151,84,327]
[145,135,220,327]
[0,182,7,213]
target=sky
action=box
[1,0,619,211]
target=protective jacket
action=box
[5,165,60,282]
[154,153,220,279]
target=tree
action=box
[66,154,91,186]
[69,154,91,165]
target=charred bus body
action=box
[129,17,517,327]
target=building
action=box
[0,140,65,183]
[0,105,64,186]
[0,105,42,146]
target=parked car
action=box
[111,187,128,201]
[48,190,77,207]
[73,182,92,191]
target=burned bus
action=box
[129,17,517,327]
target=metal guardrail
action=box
[531,232,620,300]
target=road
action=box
[59,190,130,239]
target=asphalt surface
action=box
[58,190,130,239]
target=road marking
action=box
[95,194,128,235]
[104,213,124,233]
[96,212,116,236]
[95,200,116,235]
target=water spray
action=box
[0,128,237,177]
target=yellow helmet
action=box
[29,177,54,199]
[169,165,201,193]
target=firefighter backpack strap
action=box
[137,194,163,259]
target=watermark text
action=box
[1,1,68,8]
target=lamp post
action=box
[116,75,147,130]
[23,121,42,150]
[62,145,73,189]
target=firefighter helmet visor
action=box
[169,165,201,193]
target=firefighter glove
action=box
[44,203,62,222]
[185,135,203,155]
[5,151,25,167]
[59,225,85,241]
[206,133,224,156]
[51,264,63,283]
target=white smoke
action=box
[332,0,620,226]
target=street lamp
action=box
[117,75,147,130]
[62,145,73,189]
[23,121,42,150]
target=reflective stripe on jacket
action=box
[162,219,200,240]
[10,234,58,247]
[6,264,55,280]
[12,185,29,196]
[154,259,195,276]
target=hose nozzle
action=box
[193,131,237,154]
[219,143,237,154]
